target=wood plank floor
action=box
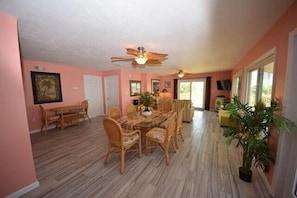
[22,111,272,198]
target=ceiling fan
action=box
[111,47,168,68]
[171,69,192,78]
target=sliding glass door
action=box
[178,79,205,109]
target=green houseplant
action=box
[223,96,295,182]
[139,91,154,112]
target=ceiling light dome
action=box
[135,57,147,64]
[178,70,184,78]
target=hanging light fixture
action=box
[135,47,147,64]
[135,56,147,64]
[177,70,184,78]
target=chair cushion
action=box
[146,127,166,142]
[123,133,139,146]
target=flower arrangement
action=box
[139,91,155,111]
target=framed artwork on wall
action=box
[165,81,171,88]
[151,79,160,93]
[31,71,63,104]
[130,80,141,96]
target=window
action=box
[245,53,274,107]
[232,72,241,98]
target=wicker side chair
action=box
[126,104,136,119]
[108,107,122,120]
[146,112,177,165]
[175,108,185,149]
[103,117,142,174]
[39,105,61,134]
[78,100,91,122]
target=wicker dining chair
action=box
[103,117,142,174]
[39,105,61,134]
[175,108,185,149]
[162,100,173,113]
[126,104,136,119]
[108,107,122,120]
[146,112,177,165]
[78,100,91,122]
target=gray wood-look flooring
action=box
[23,111,272,198]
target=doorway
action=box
[83,75,103,117]
[104,75,120,114]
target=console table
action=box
[48,105,81,129]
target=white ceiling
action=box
[0,0,295,76]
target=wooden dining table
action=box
[120,110,172,134]
[48,105,81,130]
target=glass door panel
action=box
[191,81,204,109]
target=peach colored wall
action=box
[119,69,143,114]
[0,13,37,197]
[22,60,102,131]
[230,1,297,184]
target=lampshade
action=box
[135,57,147,64]
[178,70,184,78]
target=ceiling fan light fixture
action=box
[135,57,147,64]
[178,70,184,78]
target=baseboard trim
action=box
[258,169,273,196]
[7,181,40,198]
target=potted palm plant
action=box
[223,96,295,182]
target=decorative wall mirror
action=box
[130,80,141,96]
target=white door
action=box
[83,75,103,118]
[104,75,119,114]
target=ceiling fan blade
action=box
[145,52,168,59]
[111,56,135,62]
[126,48,139,56]
[146,60,162,65]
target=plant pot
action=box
[239,167,252,182]
[142,111,152,117]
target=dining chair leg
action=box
[179,127,184,141]
[138,141,142,157]
[164,143,170,165]
[120,148,125,174]
[146,138,151,155]
[104,145,112,164]
[175,137,179,150]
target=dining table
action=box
[48,105,81,130]
[120,110,172,135]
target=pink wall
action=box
[230,1,297,184]
[22,60,102,131]
[0,13,37,197]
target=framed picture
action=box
[151,79,160,93]
[31,71,63,104]
[165,81,171,88]
[130,80,141,96]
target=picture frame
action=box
[151,79,160,93]
[165,81,171,88]
[31,71,63,104]
[130,80,141,96]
